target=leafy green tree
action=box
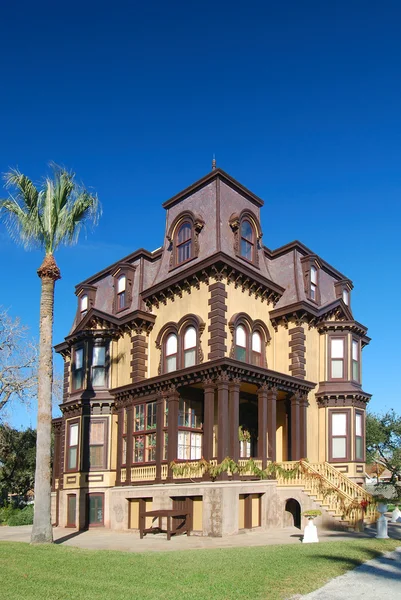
[366,410,401,483]
[0,165,100,543]
[0,425,36,504]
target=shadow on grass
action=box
[310,548,401,582]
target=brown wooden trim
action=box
[328,408,351,463]
[257,385,268,468]
[167,387,180,479]
[216,375,229,468]
[130,333,148,382]
[155,395,163,482]
[355,408,365,462]
[290,393,301,460]
[202,379,215,461]
[288,326,306,379]
[300,396,308,459]
[208,282,227,360]
[267,387,277,461]
[229,379,240,463]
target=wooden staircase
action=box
[277,461,377,530]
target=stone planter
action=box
[376,502,389,539]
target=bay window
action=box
[329,410,350,461]
[352,339,360,382]
[67,421,79,471]
[73,347,84,390]
[89,419,106,469]
[330,337,345,379]
[355,412,364,460]
[91,344,106,387]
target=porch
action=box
[113,358,315,486]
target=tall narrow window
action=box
[92,345,106,387]
[310,266,317,301]
[352,340,359,382]
[184,326,196,368]
[67,422,79,470]
[89,420,106,469]
[73,348,84,390]
[166,333,178,372]
[240,220,254,261]
[117,275,126,310]
[251,331,262,366]
[235,325,247,361]
[342,289,349,305]
[80,295,88,316]
[176,222,192,264]
[355,412,364,460]
[331,412,348,460]
[330,338,344,379]
[133,402,157,463]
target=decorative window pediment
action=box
[155,314,205,374]
[76,285,97,321]
[112,263,136,313]
[300,255,322,304]
[229,209,262,267]
[167,211,205,270]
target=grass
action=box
[0,539,399,600]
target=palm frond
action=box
[1,164,101,254]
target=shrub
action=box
[7,505,34,526]
[0,504,17,525]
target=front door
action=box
[88,493,104,526]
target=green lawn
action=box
[0,539,399,600]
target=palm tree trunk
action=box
[31,254,60,544]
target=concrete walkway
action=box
[302,547,401,599]
[0,519,400,553]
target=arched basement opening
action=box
[285,498,301,529]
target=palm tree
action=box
[0,165,100,543]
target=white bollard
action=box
[376,503,389,539]
[391,507,401,523]
[302,518,319,543]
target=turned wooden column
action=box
[300,395,309,459]
[155,393,164,482]
[167,385,180,481]
[216,373,230,465]
[290,392,301,461]
[267,386,277,462]
[202,378,215,461]
[125,405,133,485]
[229,378,241,462]
[257,384,268,469]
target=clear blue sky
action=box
[1,1,400,428]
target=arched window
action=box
[184,326,196,368]
[310,266,317,301]
[117,275,126,310]
[176,222,192,265]
[80,295,88,316]
[165,333,178,373]
[252,331,262,366]
[240,219,254,261]
[235,325,247,361]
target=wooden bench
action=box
[139,508,190,541]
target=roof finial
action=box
[212,154,216,170]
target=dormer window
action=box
[176,222,192,265]
[112,263,135,314]
[240,220,255,261]
[117,275,126,310]
[80,295,88,317]
[342,289,349,305]
[334,279,353,308]
[310,266,317,301]
[301,255,321,304]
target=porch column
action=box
[202,378,215,461]
[290,392,301,461]
[125,405,133,485]
[257,383,268,469]
[115,407,123,486]
[267,386,277,462]
[300,395,309,459]
[217,373,229,466]
[155,393,164,482]
[167,385,180,481]
[229,378,240,462]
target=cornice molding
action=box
[142,252,284,309]
[270,298,357,331]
